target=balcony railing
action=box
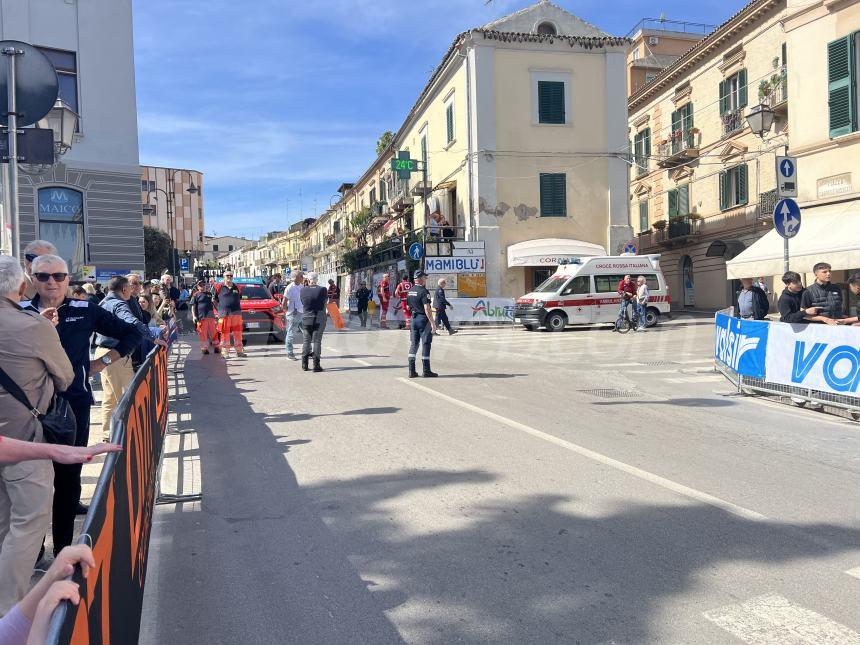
[667,215,701,239]
[657,130,700,168]
[635,154,649,176]
[721,108,745,137]
[759,189,778,220]
[761,68,787,110]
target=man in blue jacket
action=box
[27,256,142,554]
[433,278,457,335]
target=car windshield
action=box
[240,285,271,299]
[533,275,569,293]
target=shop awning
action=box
[507,238,606,268]
[725,201,860,279]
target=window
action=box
[379,179,386,202]
[722,167,749,211]
[638,201,649,233]
[420,132,428,163]
[229,244,235,251]
[213,244,219,252]
[537,80,565,124]
[645,72,657,84]
[539,173,567,217]
[595,274,660,293]
[719,69,748,135]
[369,188,376,207]
[632,49,640,61]
[827,34,859,138]
[37,48,78,116]
[445,101,455,144]
[719,164,749,210]
[537,21,557,36]
[670,103,694,152]
[141,180,155,193]
[633,128,650,175]
[561,276,590,296]
[38,187,85,279]
[667,184,690,217]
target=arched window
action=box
[37,187,86,279]
[537,22,557,36]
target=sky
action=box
[133,0,747,240]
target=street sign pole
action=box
[784,236,789,273]
[3,47,21,259]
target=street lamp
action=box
[35,99,79,159]
[746,104,775,139]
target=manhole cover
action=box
[580,388,640,398]
[638,361,679,367]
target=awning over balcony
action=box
[725,200,860,279]
[507,238,606,268]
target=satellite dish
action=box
[0,41,59,127]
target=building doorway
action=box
[681,255,695,307]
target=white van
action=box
[514,255,670,331]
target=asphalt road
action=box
[140,314,860,645]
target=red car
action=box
[211,277,286,343]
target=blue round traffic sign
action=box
[622,242,638,255]
[408,242,424,261]
[773,198,801,239]
[779,158,794,178]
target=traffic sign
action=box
[179,257,189,272]
[773,198,801,239]
[408,242,424,261]
[622,242,638,255]
[775,155,797,198]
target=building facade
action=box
[1,0,144,280]
[628,0,788,310]
[201,235,250,264]
[726,0,860,299]
[626,18,711,96]
[141,166,205,265]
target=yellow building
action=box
[626,18,710,96]
[327,0,632,300]
[628,0,789,310]
[727,0,860,297]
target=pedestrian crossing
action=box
[703,593,860,644]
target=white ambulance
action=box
[514,255,670,331]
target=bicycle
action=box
[615,302,641,334]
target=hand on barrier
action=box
[51,442,123,465]
[27,581,81,645]
[154,339,169,348]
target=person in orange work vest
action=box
[214,272,245,357]
[394,273,412,329]
[191,280,219,354]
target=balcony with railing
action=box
[760,67,787,113]
[657,129,701,168]
[721,108,745,137]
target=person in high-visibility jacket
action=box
[191,280,219,354]
[377,276,390,329]
[394,273,412,329]
[214,272,245,357]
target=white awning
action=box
[507,238,606,268]
[725,201,860,279]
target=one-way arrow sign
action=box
[773,198,801,239]
[775,155,797,198]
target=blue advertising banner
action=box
[38,187,83,222]
[714,313,769,378]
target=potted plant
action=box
[652,219,667,231]
[758,79,772,100]
[688,127,700,135]
[688,213,703,221]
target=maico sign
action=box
[714,313,768,378]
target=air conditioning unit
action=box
[648,36,659,46]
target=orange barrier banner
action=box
[47,347,169,644]
[327,302,345,329]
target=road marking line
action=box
[353,358,372,367]
[397,378,766,522]
[703,593,860,644]
[846,567,860,579]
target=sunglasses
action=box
[224,275,234,278]
[25,253,38,263]
[33,272,69,282]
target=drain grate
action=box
[639,361,679,367]
[580,388,640,398]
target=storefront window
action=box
[38,187,85,279]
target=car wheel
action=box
[645,307,660,328]
[545,311,567,332]
[851,411,860,422]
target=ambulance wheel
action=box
[644,307,660,328]
[545,311,567,332]
[523,324,538,331]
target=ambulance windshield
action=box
[534,275,569,293]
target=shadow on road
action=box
[592,397,735,408]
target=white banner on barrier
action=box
[445,298,515,323]
[765,322,860,396]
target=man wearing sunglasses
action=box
[21,240,58,301]
[26,255,141,555]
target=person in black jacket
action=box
[735,278,770,320]
[800,262,846,322]
[433,278,457,336]
[777,271,836,324]
[354,281,371,327]
[300,273,328,372]
[28,255,141,554]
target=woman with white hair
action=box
[299,272,328,372]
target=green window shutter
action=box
[671,109,680,132]
[421,135,427,162]
[540,173,567,216]
[678,184,689,215]
[668,189,678,217]
[828,36,855,138]
[644,128,651,157]
[719,80,729,115]
[538,81,565,124]
[738,68,748,108]
[719,171,728,210]
[446,104,454,143]
[683,103,694,130]
[553,174,567,216]
[738,164,749,205]
[639,201,649,232]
